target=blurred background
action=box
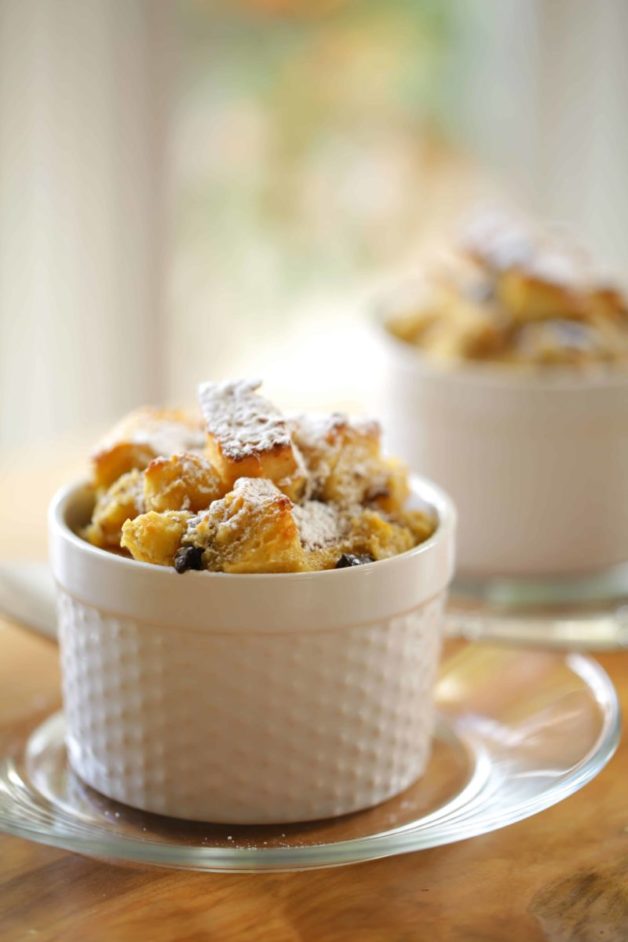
[2,0,628,454]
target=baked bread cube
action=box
[461,211,536,274]
[291,413,412,509]
[292,500,347,571]
[91,407,205,489]
[589,285,628,322]
[291,413,380,504]
[494,265,584,323]
[185,477,305,573]
[144,452,226,513]
[423,284,511,360]
[343,509,416,561]
[198,379,307,501]
[386,262,511,361]
[383,275,447,346]
[365,458,411,515]
[83,470,144,549]
[462,213,588,323]
[121,510,192,566]
[394,508,437,545]
[386,307,440,346]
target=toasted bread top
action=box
[198,379,293,460]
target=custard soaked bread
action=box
[121,511,193,567]
[91,407,206,489]
[82,379,435,573]
[199,379,307,499]
[290,413,410,512]
[143,452,226,513]
[183,478,305,574]
[83,470,145,549]
[386,212,628,368]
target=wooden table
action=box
[1,449,628,942]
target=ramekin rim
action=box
[49,473,456,582]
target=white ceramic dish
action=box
[378,326,628,578]
[49,476,456,825]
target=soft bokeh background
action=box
[2,0,628,454]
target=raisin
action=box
[335,553,375,569]
[174,544,204,574]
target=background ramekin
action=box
[378,326,628,577]
[49,476,455,825]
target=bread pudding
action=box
[82,380,435,573]
[386,212,628,369]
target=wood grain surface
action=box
[1,453,628,942]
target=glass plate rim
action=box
[447,567,628,651]
[0,651,620,872]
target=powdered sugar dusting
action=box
[291,412,380,451]
[198,379,292,459]
[461,211,534,272]
[133,422,205,458]
[461,210,611,291]
[96,409,205,459]
[293,501,344,550]
[183,477,288,547]
[231,476,287,503]
[290,412,382,503]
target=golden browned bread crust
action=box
[91,408,205,489]
[121,511,192,566]
[144,452,227,513]
[184,478,306,573]
[83,469,144,549]
[199,379,307,498]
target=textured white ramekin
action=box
[49,477,455,824]
[378,326,628,577]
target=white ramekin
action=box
[49,476,455,825]
[378,327,628,577]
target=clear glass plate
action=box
[448,566,628,651]
[0,644,619,872]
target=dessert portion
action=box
[82,380,435,573]
[386,212,628,368]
